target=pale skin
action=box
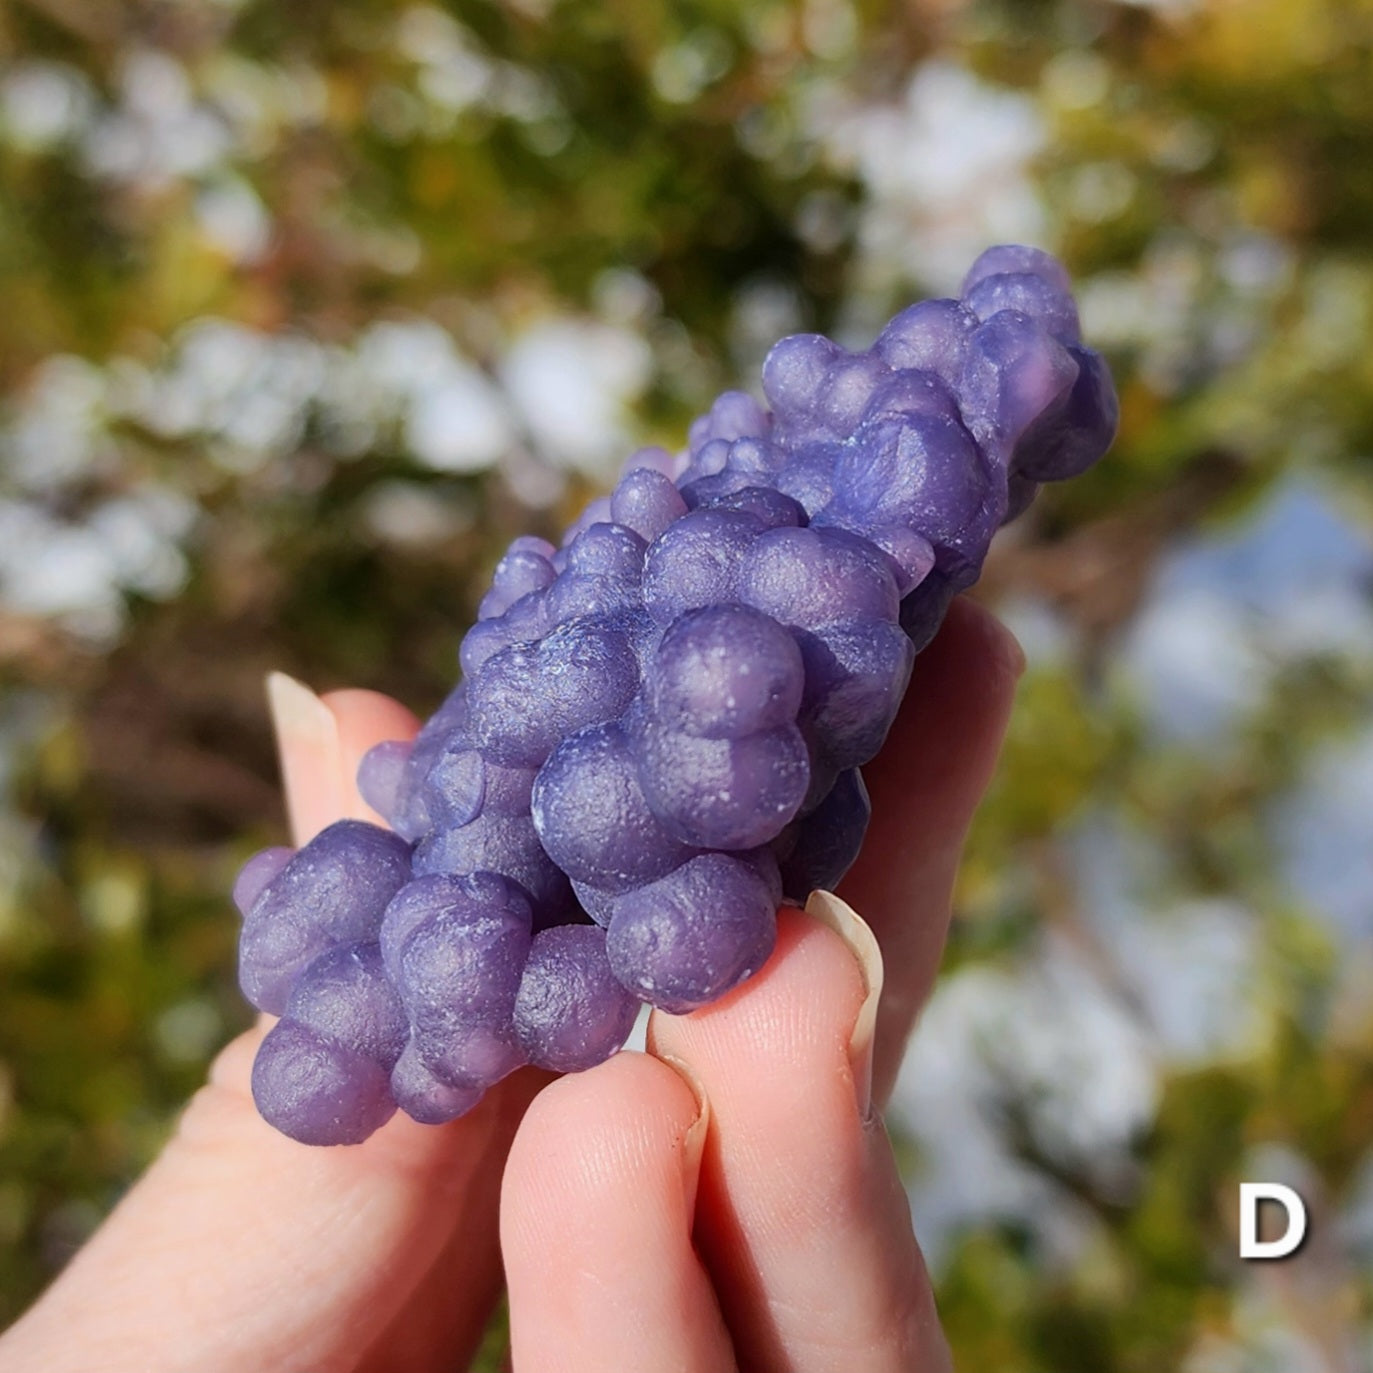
[0,599,1023,1373]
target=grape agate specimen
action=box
[239,245,1118,1144]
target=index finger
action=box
[268,673,422,844]
[839,596,1023,1106]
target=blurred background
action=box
[1,0,1371,1365]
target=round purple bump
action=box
[514,925,641,1072]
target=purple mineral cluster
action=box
[237,246,1117,1144]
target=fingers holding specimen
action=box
[842,596,1022,1104]
[0,1020,541,1373]
[648,902,951,1373]
[501,1050,737,1373]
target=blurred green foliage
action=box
[1,0,1372,1367]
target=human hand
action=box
[0,599,1022,1373]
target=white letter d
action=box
[1239,1183,1306,1259]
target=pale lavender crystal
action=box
[379,684,468,839]
[237,244,1118,1144]
[708,484,805,528]
[611,466,689,542]
[764,337,888,443]
[568,878,617,927]
[380,871,530,979]
[828,413,989,553]
[567,522,648,580]
[961,242,1074,298]
[468,617,640,768]
[411,1016,526,1089]
[964,271,1081,344]
[238,820,411,1015]
[356,740,413,827]
[772,441,839,516]
[459,613,524,680]
[647,604,804,740]
[478,539,558,620]
[680,466,773,509]
[232,846,294,916]
[607,851,781,1014]
[874,298,977,386]
[891,567,953,650]
[545,566,642,622]
[284,941,408,1067]
[531,721,695,891]
[775,767,871,899]
[557,495,614,550]
[412,810,574,927]
[393,872,532,1089]
[619,444,679,478]
[390,1038,484,1124]
[957,309,1079,469]
[513,925,640,1072]
[795,618,916,770]
[640,509,766,624]
[635,723,810,850]
[862,524,936,597]
[1014,345,1117,482]
[251,1019,397,1146]
[254,942,409,1145]
[421,741,486,829]
[739,525,901,630]
[687,389,769,449]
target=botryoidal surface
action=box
[235,245,1117,1145]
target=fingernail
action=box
[655,1050,710,1213]
[265,671,344,846]
[961,597,1027,682]
[1000,621,1027,680]
[804,890,884,1120]
[266,670,335,750]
